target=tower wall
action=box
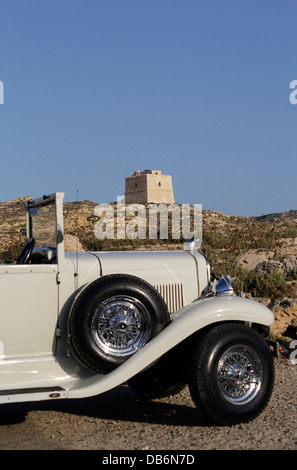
[125,170,175,204]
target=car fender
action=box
[67,295,274,399]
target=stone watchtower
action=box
[125,170,175,204]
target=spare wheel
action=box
[69,274,170,374]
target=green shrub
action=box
[0,243,20,264]
[211,266,292,300]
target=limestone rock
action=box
[233,251,274,271]
[64,234,84,252]
[268,298,297,338]
[255,255,297,275]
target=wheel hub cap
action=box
[91,296,151,357]
[217,346,263,405]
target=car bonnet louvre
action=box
[153,283,184,313]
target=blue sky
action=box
[0,0,297,216]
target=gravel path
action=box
[0,359,296,451]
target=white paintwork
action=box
[91,250,202,310]
[0,264,58,359]
[0,192,275,404]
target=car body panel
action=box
[0,264,58,359]
[91,250,206,312]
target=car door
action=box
[0,263,58,360]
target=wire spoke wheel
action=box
[217,345,262,405]
[91,295,152,357]
[188,323,274,425]
[69,274,170,374]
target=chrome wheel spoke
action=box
[217,346,263,405]
[91,296,151,357]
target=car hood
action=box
[91,250,207,309]
[65,250,208,312]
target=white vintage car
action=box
[0,192,276,425]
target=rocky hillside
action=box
[0,197,297,341]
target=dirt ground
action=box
[0,359,296,452]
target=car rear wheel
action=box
[188,323,275,425]
[69,274,170,374]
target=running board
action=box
[0,386,67,404]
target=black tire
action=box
[188,323,275,425]
[128,359,186,399]
[69,274,170,374]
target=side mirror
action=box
[19,228,27,246]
